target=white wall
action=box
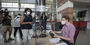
[87,7,90,29]
[74,5,90,29]
[74,5,88,21]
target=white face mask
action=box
[26,12,30,15]
[61,21,65,25]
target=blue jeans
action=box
[33,22,39,32]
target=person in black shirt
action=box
[40,15,47,32]
[20,8,33,43]
[2,10,14,43]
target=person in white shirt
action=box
[13,14,23,40]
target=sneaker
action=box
[21,37,23,40]
[8,38,14,41]
[4,40,9,43]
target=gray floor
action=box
[76,30,90,45]
[0,27,90,45]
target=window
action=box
[2,3,18,8]
[21,4,35,8]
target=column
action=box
[57,0,74,23]
[18,0,21,10]
[36,0,46,16]
[0,0,1,10]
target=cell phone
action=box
[49,32,54,38]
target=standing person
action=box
[41,14,47,31]
[13,14,23,40]
[51,16,76,45]
[51,14,55,30]
[33,14,40,37]
[20,8,33,42]
[33,14,40,32]
[2,14,14,42]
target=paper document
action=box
[46,30,51,34]
[49,38,61,43]
[55,42,67,45]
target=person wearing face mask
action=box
[50,16,76,45]
[20,8,33,42]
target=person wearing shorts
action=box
[2,12,14,43]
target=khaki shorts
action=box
[2,26,12,33]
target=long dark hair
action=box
[24,8,32,14]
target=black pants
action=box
[14,27,23,38]
[41,22,46,30]
[61,39,73,45]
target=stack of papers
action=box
[46,30,51,34]
[55,42,67,45]
[49,38,61,43]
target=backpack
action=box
[14,17,20,22]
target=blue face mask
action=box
[26,12,30,15]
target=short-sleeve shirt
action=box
[2,17,11,26]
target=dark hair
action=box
[62,16,70,22]
[24,8,32,14]
[18,13,21,16]
[5,8,8,10]
[0,10,3,14]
